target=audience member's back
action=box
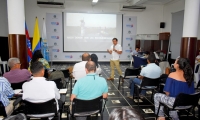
[74,74,107,100]
[73,53,91,80]
[4,58,31,83]
[71,61,108,101]
[22,61,60,103]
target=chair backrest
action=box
[140,77,160,88]
[61,70,70,78]
[0,101,7,117]
[23,99,57,115]
[50,78,63,89]
[124,68,140,78]
[11,81,26,90]
[71,96,103,115]
[133,56,147,68]
[173,92,200,109]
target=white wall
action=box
[163,0,200,39]
[0,0,8,36]
[24,0,163,37]
[163,0,185,33]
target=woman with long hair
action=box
[154,58,195,120]
[28,50,50,71]
[91,54,101,75]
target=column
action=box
[180,0,200,69]
[7,0,28,69]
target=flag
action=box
[41,18,50,61]
[25,22,32,62]
[32,17,41,53]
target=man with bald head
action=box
[73,53,91,80]
[71,61,108,101]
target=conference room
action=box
[0,0,200,120]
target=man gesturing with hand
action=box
[107,38,123,81]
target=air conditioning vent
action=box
[37,0,65,8]
[120,5,146,11]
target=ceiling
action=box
[64,0,178,5]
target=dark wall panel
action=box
[0,37,9,61]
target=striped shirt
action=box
[0,77,14,107]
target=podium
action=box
[41,46,53,67]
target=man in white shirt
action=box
[129,54,162,98]
[107,38,123,80]
[22,61,61,110]
[73,53,91,80]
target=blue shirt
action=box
[140,63,161,79]
[0,77,14,107]
[72,73,108,100]
[164,77,195,97]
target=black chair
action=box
[67,96,107,120]
[118,68,140,89]
[23,99,60,120]
[156,92,200,120]
[0,101,7,117]
[134,77,160,106]
[44,69,49,79]
[50,78,63,89]
[11,81,26,90]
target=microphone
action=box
[113,45,115,51]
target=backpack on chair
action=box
[48,70,66,87]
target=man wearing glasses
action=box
[3,58,31,83]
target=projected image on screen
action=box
[64,13,122,52]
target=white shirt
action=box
[22,77,60,110]
[73,61,87,80]
[196,55,200,63]
[140,63,162,79]
[109,44,122,60]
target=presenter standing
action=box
[107,38,123,80]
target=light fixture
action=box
[92,0,98,3]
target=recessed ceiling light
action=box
[92,0,98,3]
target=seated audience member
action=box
[0,77,15,116]
[91,54,102,75]
[129,54,162,98]
[70,61,108,120]
[195,50,200,63]
[22,61,61,111]
[71,61,108,101]
[154,58,195,120]
[28,50,50,71]
[3,58,31,83]
[109,107,145,120]
[72,53,90,80]
[131,47,140,56]
[143,51,150,58]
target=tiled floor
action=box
[51,63,199,120]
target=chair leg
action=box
[137,88,140,107]
[151,89,154,101]
[101,112,103,120]
[166,108,170,120]
[118,76,121,89]
[156,104,161,119]
[70,79,72,95]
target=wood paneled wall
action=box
[135,40,166,52]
